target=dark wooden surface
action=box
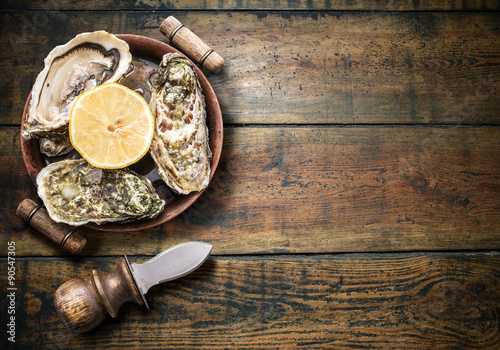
[1,1,499,349]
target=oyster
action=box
[23,31,132,141]
[37,159,165,226]
[149,53,211,195]
[39,131,73,157]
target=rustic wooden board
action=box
[1,11,499,126]
[2,0,499,348]
[2,0,499,11]
[3,253,499,348]
[2,125,499,257]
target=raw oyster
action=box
[39,131,73,157]
[23,31,132,141]
[37,159,165,226]
[149,53,211,195]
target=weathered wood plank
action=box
[2,126,499,256]
[3,253,499,348]
[1,11,499,126]
[2,0,499,11]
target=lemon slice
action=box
[69,83,154,169]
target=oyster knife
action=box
[54,242,213,334]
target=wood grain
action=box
[2,126,499,256]
[2,0,499,11]
[1,12,499,126]
[3,253,499,348]
[1,1,499,348]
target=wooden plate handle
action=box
[16,198,86,255]
[54,258,145,333]
[160,16,225,74]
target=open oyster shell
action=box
[149,53,212,195]
[37,159,165,226]
[23,31,132,142]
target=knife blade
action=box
[127,241,213,309]
[130,241,213,295]
[54,241,213,333]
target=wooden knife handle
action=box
[160,16,225,74]
[16,198,86,255]
[54,258,145,333]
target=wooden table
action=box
[1,1,499,348]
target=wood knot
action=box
[404,171,428,192]
[452,196,470,207]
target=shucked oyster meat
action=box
[149,53,211,195]
[39,131,73,157]
[23,31,132,153]
[37,159,165,226]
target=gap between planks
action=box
[4,250,500,262]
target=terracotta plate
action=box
[20,34,223,232]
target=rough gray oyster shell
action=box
[23,31,132,156]
[37,159,165,226]
[149,53,211,195]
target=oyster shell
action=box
[37,159,165,226]
[23,31,132,141]
[149,53,211,195]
